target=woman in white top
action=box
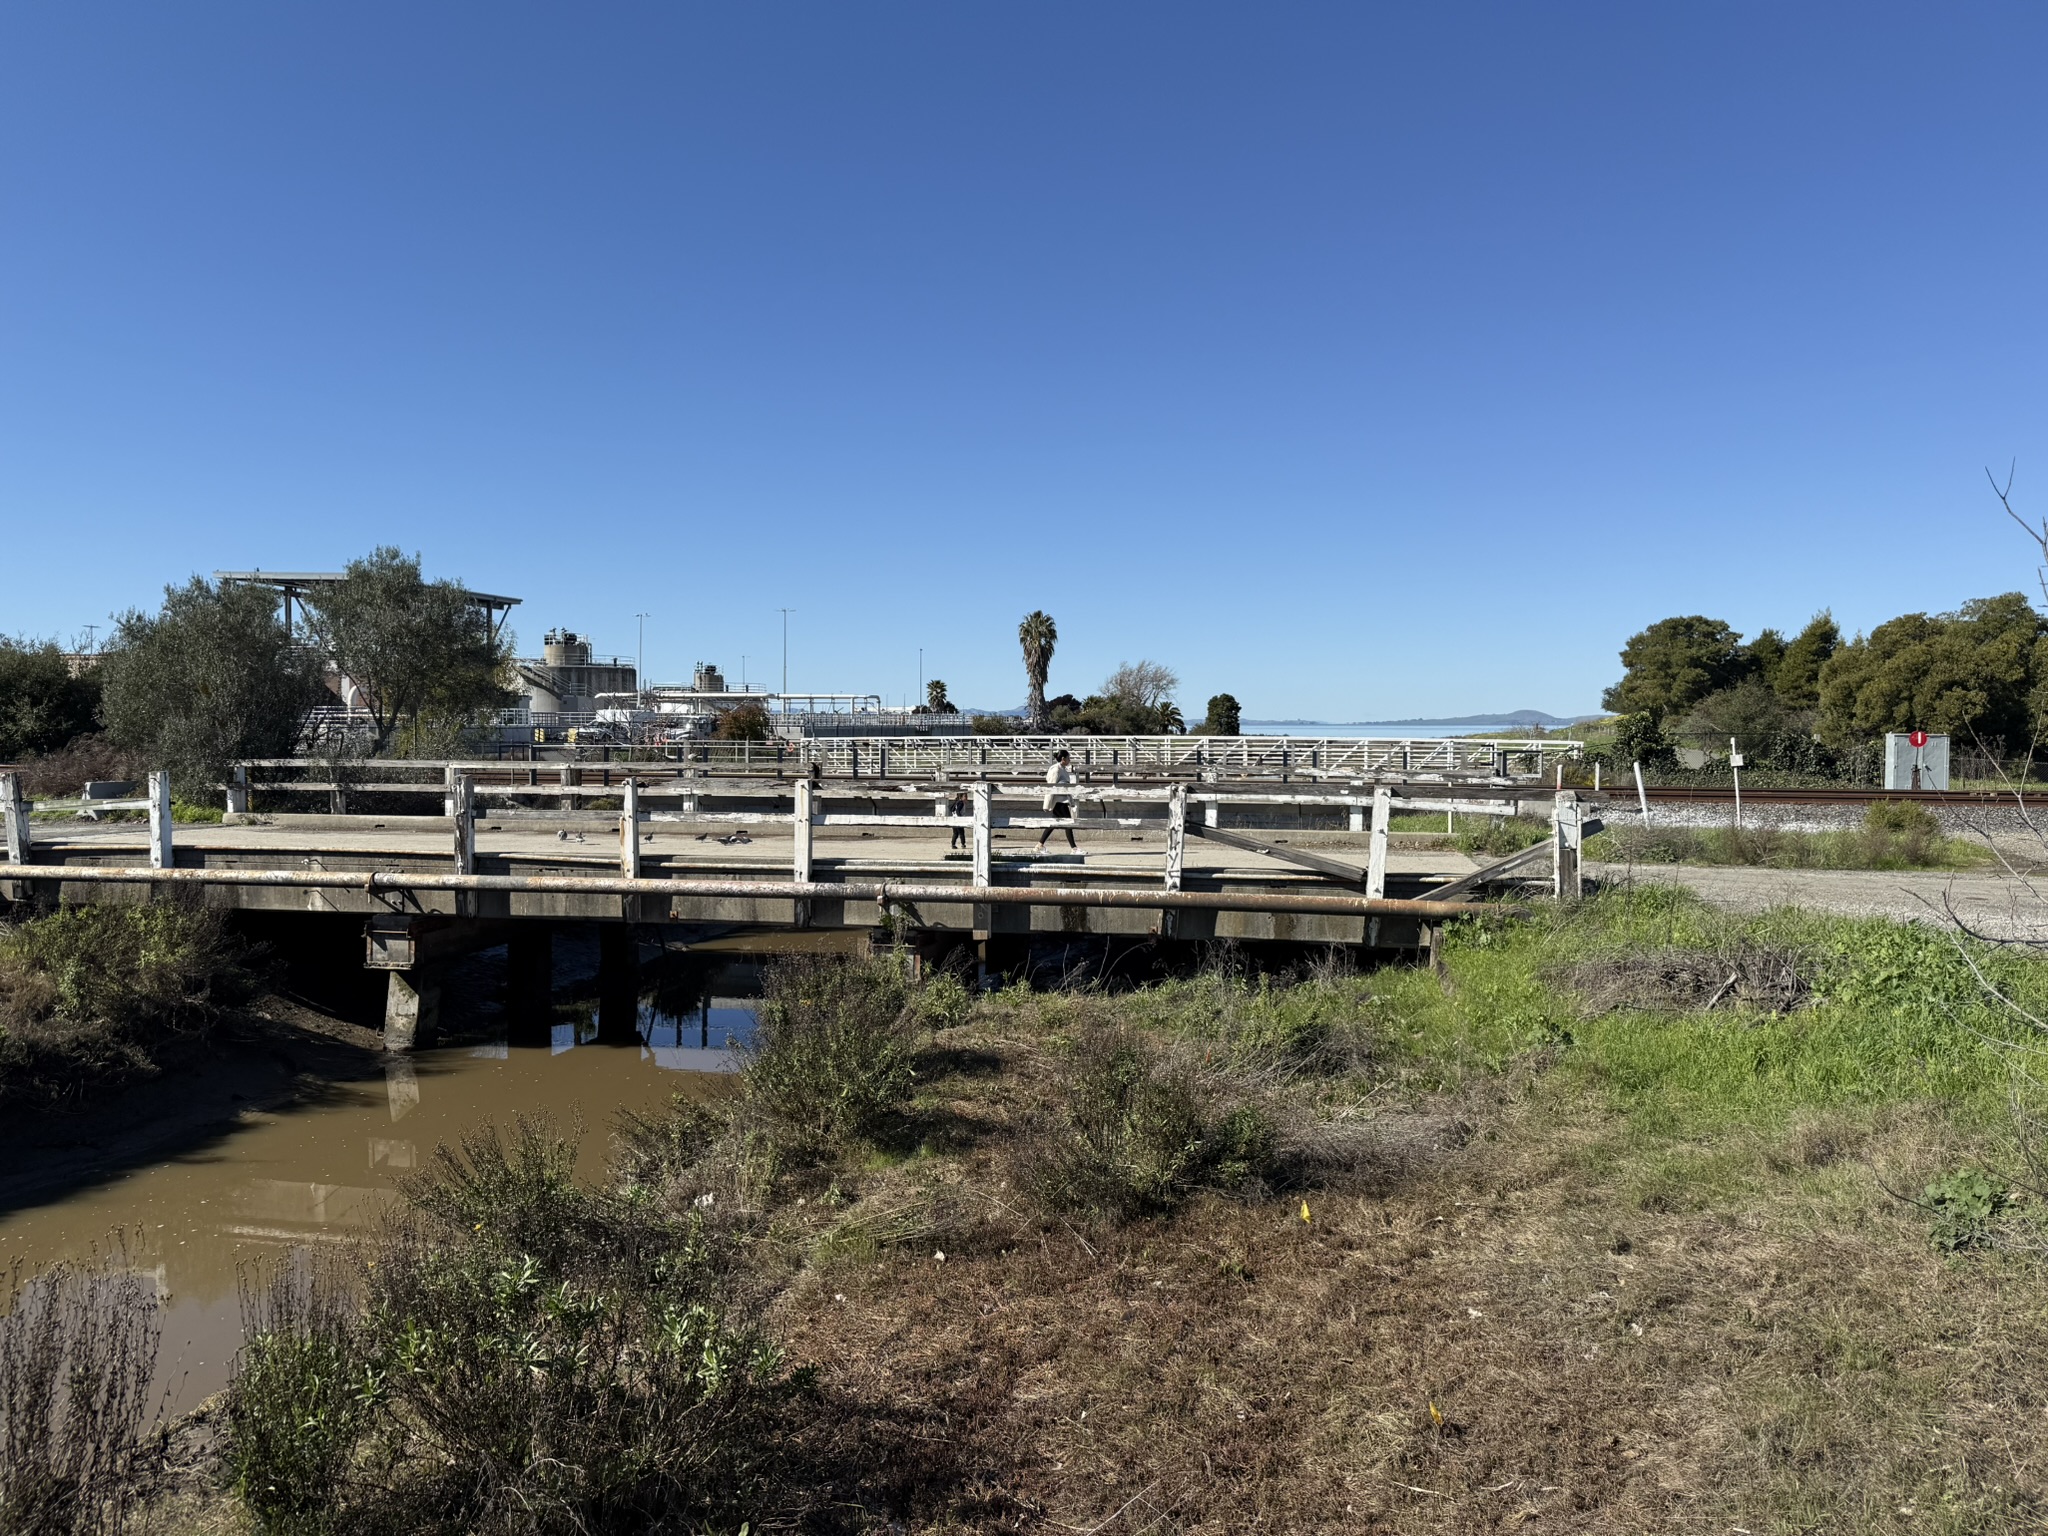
[1039,750,1076,850]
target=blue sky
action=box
[5,4,2047,720]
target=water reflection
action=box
[2,951,761,1411]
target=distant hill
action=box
[951,708,1606,732]
[1245,710,1603,731]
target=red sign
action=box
[1909,730,1929,749]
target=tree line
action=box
[1606,591,2048,770]
[0,548,513,791]
[998,610,1239,736]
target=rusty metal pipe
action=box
[2,863,1504,920]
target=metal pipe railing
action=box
[0,862,1501,920]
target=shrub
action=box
[223,1257,369,1534]
[221,1121,800,1535]
[1027,1024,1275,1222]
[0,904,263,1107]
[354,1120,794,1535]
[0,1258,161,1536]
[742,957,918,1153]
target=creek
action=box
[0,934,760,1412]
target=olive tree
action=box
[0,639,100,761]
[299,548,514,756]
[99,578,325,789]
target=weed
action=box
[0,1257,161,1536]
[1025,1024,1276,1221]
[741,956,919,1155]
[1923,1166,2008,1252]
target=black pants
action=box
[1039,806,1076,848]
[951,827,967,849]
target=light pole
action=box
[779,608,794,697]
[918,648,924,708]
[634,613,650,698]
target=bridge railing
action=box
[3,768,1587,904]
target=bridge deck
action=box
[8,817,1484,948]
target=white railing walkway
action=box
[2,771,1590,903]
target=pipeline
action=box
[0,863,1503,921]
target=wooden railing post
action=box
[620,778,641,879]
[1552,790,1582,901]
[793,779,814,883]
[1,771,29,865]
[1364,785,1392,900]
[1164,784,1185,892]
[971,781,991,886]
[148,770,173,871]
[452,773,475,875]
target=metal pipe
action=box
[3,863,1503,920]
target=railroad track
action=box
[1634,785,2028,806]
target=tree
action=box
[714,700,772,741]
[99,577,325,788]
[1740,629,1787,693]
[1602,616,1746,718]
[1197,693,1242,736]
[1817,593,2045,751]
[1157,701,1185,734]
[0,639,100,760]
[1682,676,1800,755]
[923,679,957,714]
[300,548,514,755]
[1018,611,1057,730]
[1774,611,1840,709]
[1101,660,1180,712]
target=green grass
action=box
[1370,886,2035,1137]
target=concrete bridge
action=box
[1,755,1598,1049]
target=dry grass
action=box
[765,1075,2047,1534]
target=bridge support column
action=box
[507,926,554,1048]
[148,771,173,870]
[1365,785,1392,900]
[384,970,439,1052]
[1,772,28,866]
[596,924,639,1045]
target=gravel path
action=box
[1592,861,2048,939]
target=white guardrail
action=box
[1,770,1593,904]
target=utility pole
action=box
[635,613,651,699]
[919,647,924,705]
[779,608,794,697]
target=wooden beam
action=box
[1188,822,1368,884]
[1414,838,1553,901]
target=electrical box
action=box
[1883,733,1949,791]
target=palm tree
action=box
[1018,611,1057,731]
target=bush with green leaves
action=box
[1924,1166,2008,1253]
[223,1259,371,1535]
[741,956,919,1153]
[224,1120,797,1536]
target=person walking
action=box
[947,786,970,850]
[1038,750,1076,850]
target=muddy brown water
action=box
[0,940,759,1412]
